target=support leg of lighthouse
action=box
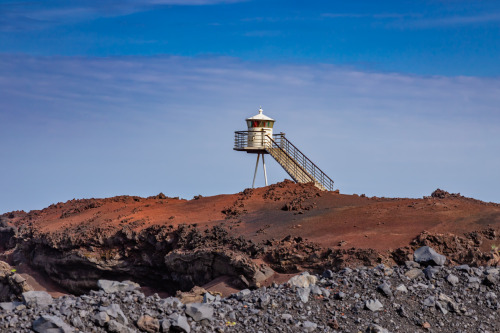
[252,153,268,188]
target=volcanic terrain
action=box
[1,180,500,301]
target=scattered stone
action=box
[297,287,311,303]
[93,311,110,326]
[32,315,74,333]
[185,303,214,322]
[423,266,440,279]
[446,274,459,285]
[97,280,140,294]
[365,299,383,312]
[395,284,408,293]
[169,313,190,333]
[137,314,160,333]
[405,268,423,280]
[483,274,498,287]
[377,282,393,298]
[100,303,128,325]
[303,320,317,332]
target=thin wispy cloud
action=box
[322,11,500,28]
[406,13,500,28]
[0,0,244,31]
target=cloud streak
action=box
[322,11,500,28]
[1,54,500,213]
[0,0,245,31]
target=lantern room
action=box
[246,107,275,148]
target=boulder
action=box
[22,291,53,309]
[413,246,446,266]
[287,272,317,288]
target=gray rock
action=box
[413,246,446,266]
[303,320,317,332]
[456,264,472,274]
[423,266,440,279]
[185,303,214,322]
[281,314,293,321]
[405,268,423,280]
[446,274,459,285]
[395,284,408,293]
[23,291,53,309]
[377,282,393,298]
[202,292,215,303]
[100,303,128,325]
[97,280,139,294]
[160,319,171,333]
[310,284,322,295]
[169,313,190,333]
[405,261,420,269]
[436,301,448,315]
[322,270,334,278]
[365,299,383,312]
[297,287,311,303]
[483,274,498,287]
[93,311,110,326]
[468,276,481,289]
[335,291,346,300]
[0,301,22,312]
[423,296,435,307]
[258,294,271,308]
[438,293,459,313]
[32,315,75,333]
[235,289,251,300]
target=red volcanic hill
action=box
[1,180,500,298]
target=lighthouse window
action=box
[247,120,252,128]
[252,120,259,127]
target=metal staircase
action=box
[234,131,334,191]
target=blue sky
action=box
[1,0,500,213]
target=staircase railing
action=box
[266,133,335,191]
[233,131,335,191]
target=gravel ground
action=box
[1,247,499,333]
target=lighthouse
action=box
[234,107,275,187]
[234,107,335,191]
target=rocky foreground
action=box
[1,246,499,333]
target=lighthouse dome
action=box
[246,107,275,122]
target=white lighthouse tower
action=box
[234,107,275,188]
[246,107,275,149]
